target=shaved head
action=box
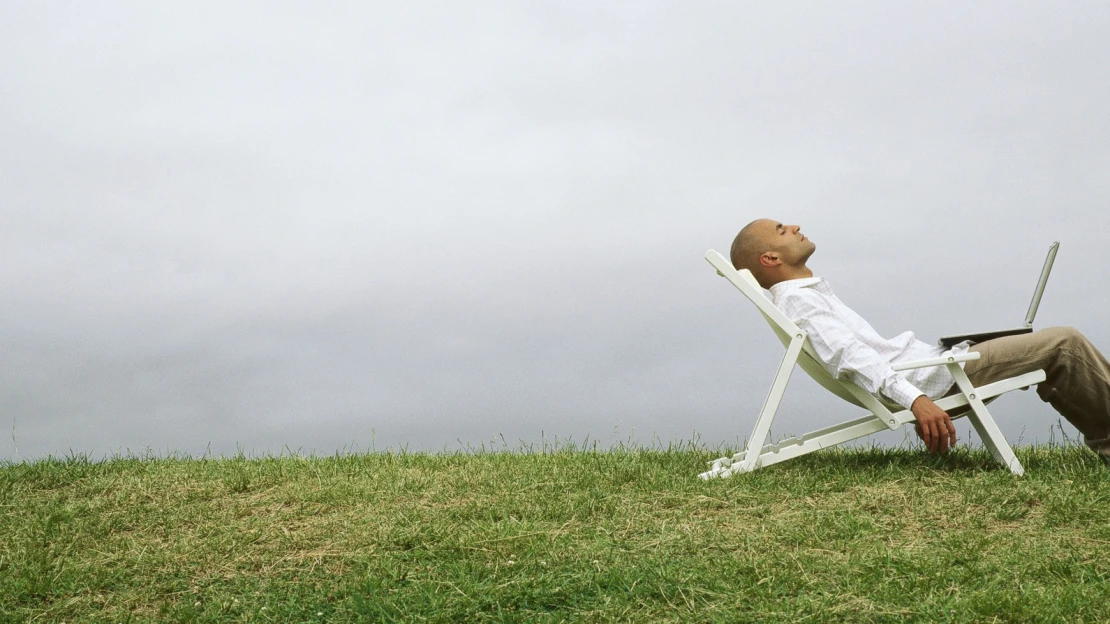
[730,219,773,273]
[729,218,816,288]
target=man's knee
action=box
[1042,326,1088,348]
[1039,327,1101,369]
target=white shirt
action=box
[770,277,969,409]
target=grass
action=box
[2,442,1110,622]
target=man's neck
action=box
[765,266,815,289]
[780,265,814,281]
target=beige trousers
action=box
[960,326,1110,454]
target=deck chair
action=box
[700,249,1046,480]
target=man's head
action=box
[729,219,816,289]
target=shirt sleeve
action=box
[778,290,924,409]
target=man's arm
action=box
[780,291,956,453]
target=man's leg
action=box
[962,326,1110,456]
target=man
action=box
[729,218,1110,459]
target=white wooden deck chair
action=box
[701,249,1046,480]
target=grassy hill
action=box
[3,443,1110,622]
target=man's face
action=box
[759,219,816,265]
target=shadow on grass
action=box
[721,442,1107,485]
[816,445,999,470]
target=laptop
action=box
[938,241,1060,348]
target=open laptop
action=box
[938,241,1060,348]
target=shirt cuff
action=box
[883,378,925,410]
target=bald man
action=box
[730,218,1110,459]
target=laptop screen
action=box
[1024,241,1060,327]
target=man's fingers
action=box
[936,416,954,454]
[911,397,956,454]
[923,421,936,453]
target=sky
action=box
[2,1,1109,462]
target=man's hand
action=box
[911,395,956,454]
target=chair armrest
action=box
[891,351,980,372]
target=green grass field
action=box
[3,443,1110,622]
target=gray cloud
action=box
[3,1,1109,461]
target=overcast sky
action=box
[3,2,1109,462]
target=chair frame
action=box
[700,250,1046,480]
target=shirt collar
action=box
[769,276,825,297]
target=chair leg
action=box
[947,363,1024,476]
[699,370,1044,480]
[732,335,805,474]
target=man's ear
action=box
[759,252,780,268]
